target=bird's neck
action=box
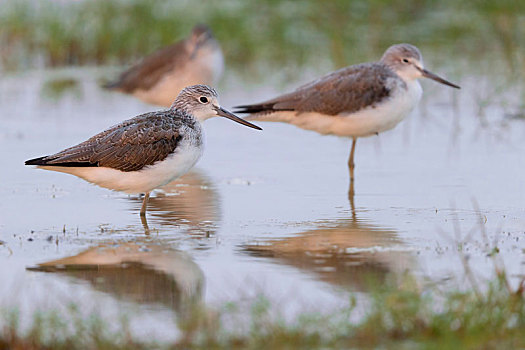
[394,67,421,83]
[169,105,209,124]
[192,110,215,122]
[167,104,197,124]
[170,99,186,111]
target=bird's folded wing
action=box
[34,112,183,172]
[235,63,397,116]
[106,41,189,92]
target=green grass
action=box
[1,0,524,113]
[40,77,82,100]
[1,270,524,349]
[0,0,523,80]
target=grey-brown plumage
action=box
[25,111,194,172]
[104,40,191,93]
[26,86,221,172]
[25,84,261,216]
[104,25,224,107]
[235,63,399,116]
[234,43,460,189]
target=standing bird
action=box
[234,44,460,183]
[25,85,261,216]
[104,24,224,107]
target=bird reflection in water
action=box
[28,242,204,316]
[134,169,221,236]
[244,197,412,291]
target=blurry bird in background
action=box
[104,24,224,107]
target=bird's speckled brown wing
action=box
[26,111,187,172]
[235,63,400,116]
[105,40,190,93]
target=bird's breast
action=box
[192,45,224,85]
[379,79,422,123]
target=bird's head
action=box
[171,85,262,130]
[189,24,217,51]
[381,43,460,89]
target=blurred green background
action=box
[0,0,523,81]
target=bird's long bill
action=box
[214,106,262,130]
[418,67,460,89]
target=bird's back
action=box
[235,62,402,117]
[104,40,190,93]
[25,109,200,172]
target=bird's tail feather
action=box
[25,156,49,166]
[25,156,95,168]
[101,79,121,90]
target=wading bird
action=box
[26,85,261,216]
[234,44,460,185]
[104,25,224,107]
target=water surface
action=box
[1,68,524,339]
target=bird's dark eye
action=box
[199,96,208,104]
[402,58,409,63]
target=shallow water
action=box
[1,68,524,340]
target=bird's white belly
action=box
[254,80,422,138]
[40,142,203,194]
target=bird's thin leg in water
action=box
[347,137,357,221]
[348,137,357,181]
[140,214,150,235]
[140,192,150,216]
[348,179,356,221]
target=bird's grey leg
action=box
[348,179,356,221]
[140,213,150,235]
[348,137,357,220]
[140,192,150,216]
[348,137,357,181]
